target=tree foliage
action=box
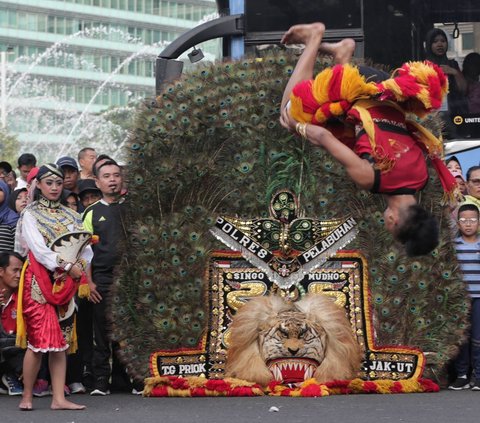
[0,129,20,165]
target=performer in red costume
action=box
[15,164,92,411]
[280,23,457,256]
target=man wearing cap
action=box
[56,157,80,194]
[77,179,101,211]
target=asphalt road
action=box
[1,389,479,423]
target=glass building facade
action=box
[0,0,219,149]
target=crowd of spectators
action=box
[0,148,140,404]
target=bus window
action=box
[426,23,480,141]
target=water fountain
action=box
[3,22,219,164]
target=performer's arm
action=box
[281,107,375,190]
[20,211,63,271]
[79,244,93,265]
[304,124,374,189]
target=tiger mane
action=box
[225,294,362,384]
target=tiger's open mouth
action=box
[267,358,319,384]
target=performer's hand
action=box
[68,264,83,280]
[280,105,298,132]
[88,280,102,304]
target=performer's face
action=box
[383,206,399,234]
[37,175,64,201]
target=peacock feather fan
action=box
[112,51,468,385]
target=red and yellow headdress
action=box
[290,64,380,125]
[377,61,448,117]
[289,60,448,124]
[289,61,456,203]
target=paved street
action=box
[1,389,479,423]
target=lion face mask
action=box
[225,294,362,385]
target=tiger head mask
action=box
[225,294,362,385]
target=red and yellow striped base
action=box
[143,376,439,397]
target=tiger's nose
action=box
[288,347,299,356]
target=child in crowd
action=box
[449,204,480,390]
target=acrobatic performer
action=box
[279,23,457,256]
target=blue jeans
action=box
[455,298,480,378]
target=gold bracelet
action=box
[297,122,308,139]
[295,122,302,136]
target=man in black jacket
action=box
[83,159,126,395]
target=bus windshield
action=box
[428,22,480,141]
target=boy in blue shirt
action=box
[450,204,480,390]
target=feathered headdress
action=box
[377,61,448,117]
[290,64,379,125]
[289,60,456,203]
[289,61,448,124]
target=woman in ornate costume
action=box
[280,23,456,256]
[15,164,92,410]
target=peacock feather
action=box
[111,51,468,385]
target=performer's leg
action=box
[280,22,326,109]
[319,39,356,64]
[49,351,85,410]
[19,349,42,410]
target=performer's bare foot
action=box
[281,22,325,45]
[19,397,33,411]
[51,399,86,410]
[321,39,356,64]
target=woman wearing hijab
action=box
[14,164,92,411]
[8,187,28,214]
[0,180,19,252]
[424,28,467,117]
